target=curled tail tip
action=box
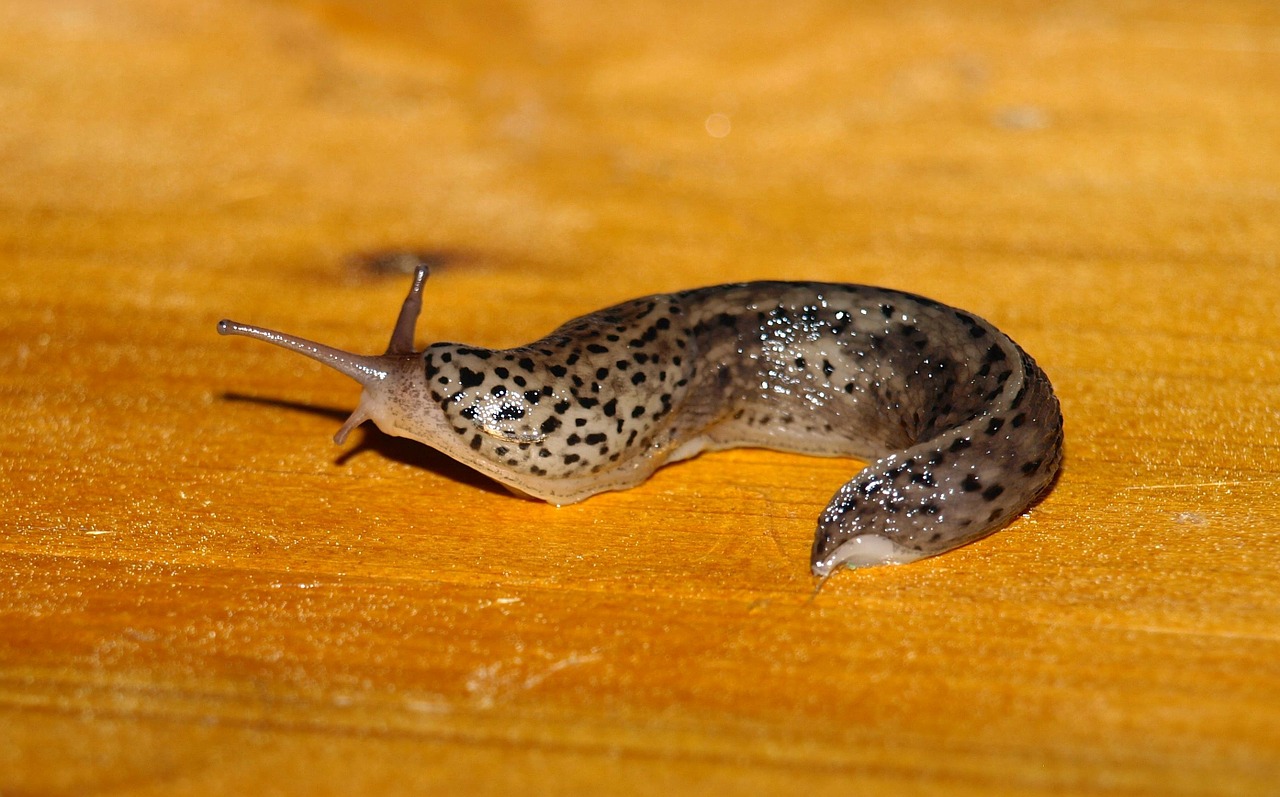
[810,534,924,576]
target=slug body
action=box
[219,267,1063,575]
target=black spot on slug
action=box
[493,405,525,421]
[458,367,484,388]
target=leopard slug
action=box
[218,265,1063,575]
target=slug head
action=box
[218,266,680,505]
[217,264,439,445]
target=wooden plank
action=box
[2,0,1277,793]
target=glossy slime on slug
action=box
[218,265,1063,575]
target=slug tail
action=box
[809,351,1064,576]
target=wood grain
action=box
[3,1,1278,794]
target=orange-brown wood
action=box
[2,1,1278,793]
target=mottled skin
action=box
[219,266,1063,575]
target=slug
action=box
[218,266,1063,575]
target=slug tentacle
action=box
[216,320,392,386]
[217,303,427,446]
[220,272,1063,575]
[386,264,430,355]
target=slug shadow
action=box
[342,247,471,282]
[221,392,512,498]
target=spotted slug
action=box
[218,265,1063,575]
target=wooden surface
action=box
[3,1,1278,794]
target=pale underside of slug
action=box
[219,266,1063,576]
